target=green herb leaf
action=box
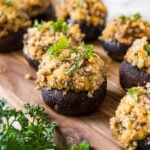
[119,13,142,23]
[144,45,150,53]
[50,20,69,32]
[133,13,141,19]
[34,20,44,31]
[82,43,96,59]
[0,99,60,150]
[70,141,90,150]
[4,0,13,7]
[47,36,70,57]
[66,64,80,74]
[127,87,141,101]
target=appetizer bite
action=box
[56,0,107,41]
[12,0,55,21]
[110,84,150,150]
[120,38,150,90]
[23,20,84,70]
[0,1,31,52]
[37,36,107,116]
[101,13,150,61]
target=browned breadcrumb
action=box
[101,15,150,45]
[125,37,150,73]
[0,68,7,74]
[25,73,32,80]
[0,4,31,38]
[110,83,150,150]
[56,0,107,26]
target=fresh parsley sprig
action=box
[47,36,70,57]
[0,99,60,150]
[51,20,69,32]
[70,141,90,150]
[127,87,140,101]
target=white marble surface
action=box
[103,0,150,21]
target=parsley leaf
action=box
[34,20,44,31]
[3,0,13,6]
[70,141,90,150]
[144,45,150,53]
[127,87,140,101]
[119,13,141,23]
[82,43,96,60]
[50,20,69,32]
[0,99,60,150]
[47,36,70,57]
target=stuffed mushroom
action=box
[23,20,84,70]
[37,36,107,116]
[120,37,150,90]
[0,1,31,52]
[12,0,55,21]
[100,13,150,61]
[56,0,107,41]
[110,84,150,150]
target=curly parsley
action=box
[144,45,150,53]
[70,141,90,150]
[34,20,44,31]
[3,0,13,6]
[0,99,60,150]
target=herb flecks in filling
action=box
[37,37,105,97]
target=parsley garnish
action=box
[82,43,96,60]
[119,13,141,23]
[34,20,44,31]
[0,99,60,150]
[144,45,150,53]
[47,36,70,57]
[70,141,90,150]
[50,20,69,32]
[127,87,140,101]
[3,0,13,6]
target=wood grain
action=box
[0,41,125,150]
[0,1,126,149]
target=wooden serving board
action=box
[0,1,127,149]
[0,40,126,150]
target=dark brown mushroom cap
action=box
[0,30,24,53]
[102,40,130,61]
[31,4,56,21]
[23,52,40,70]
[66,18,105,41]
[41,80,107,116]
[119,60,150,90]
[137,135,150,150]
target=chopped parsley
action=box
[50,20,69,32]
[119,13,142,23]
[127,87,141,101]
[34,20,44,31]
[70,141,90,150]
[3,0,13,6]
[144,45,150,53]
[47,36,70,57]
[82,43,96,60]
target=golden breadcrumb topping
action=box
[101,15,150,45]
[0,5,31,38]
[12,0,51,17]
[37,43,105,97]
[125,37,150,73]
[23,21,84,62]
[56,0,107,26]
[110,83,150,150]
